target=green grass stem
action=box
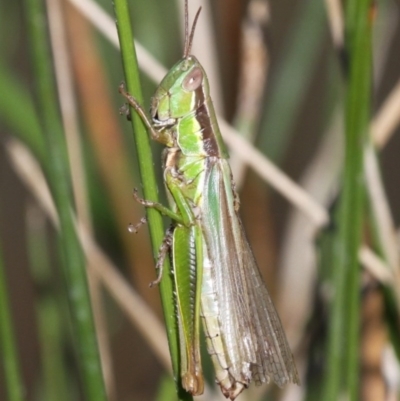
[258,0,327,163]
[24,0,107,400]
[111,1,191,400]
[323,1,372,400]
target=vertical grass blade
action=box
[0,64,46,164]
[0,244,24,401]
[258,0,327,163]
[324,1,372,400]
[24,0,107,399]
[111,1,190,400]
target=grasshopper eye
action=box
[182,67,203,91]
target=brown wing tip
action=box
[221,384,246,401]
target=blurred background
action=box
[1,0,400,400]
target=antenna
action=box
[183,1,202,58]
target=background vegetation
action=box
[1,0,400,400]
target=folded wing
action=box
[200,158,299,398]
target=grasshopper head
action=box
[150,3,207,123]
[150,56,210,122]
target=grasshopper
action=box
[120,1,299,399]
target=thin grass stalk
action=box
[258,0,327,163]
[324,0,372,400]
[24,0,107,399]
[0,243,24,401]
[343,2,372,398]
[45,0,115,396]
[111,1,189,400]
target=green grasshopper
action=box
[120,1,299,399]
